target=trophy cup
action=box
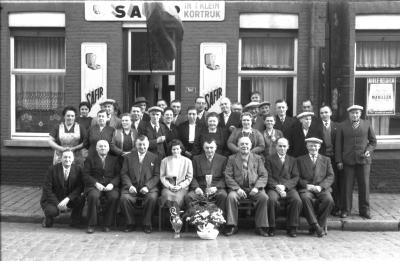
[170,206,183,239]
[205,174,212,199]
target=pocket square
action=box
[151,162,154,166]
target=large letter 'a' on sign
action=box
[143,2,184,62]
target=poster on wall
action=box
[366,77,396,116]
[81,42,107,117]
[199,42,226,113]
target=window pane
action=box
[14,36,65,69]
[356,41,400,70]
[241,37,294,70]
[355,77,400,135]
[131,32,173,71]
[15,74,64,133]
[241,77,293,116]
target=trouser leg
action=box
[214,189,228,215]
[267,189,280,228]
[104,190,120,227]
[331,157,342,210]
[316,191,334,227]
[252,190,269,228]
[143,192,158,226]
[285,190,302,227]
[300,191,317,225]
[87,189,101,226]
[120,193,137,225]
[226,191,240,226]
[343,165,356,213]
[357,164,371,214]
[42,203,59,218]
[68,196,85,223]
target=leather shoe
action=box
[143,225,152,234]
[255,227,269,237]
[223,226,238,236]
[360,212,371,219]
[340,212,348,218]
[42,216,53,228]
[287,228,297,237]
[313,224,324,237]
[267,227,275,237]
[87,226,95,234]
[103,226,111,232]
[124,224,136,232]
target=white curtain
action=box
[357,41,400,69]
[242,37,294,70]
[251,77,287,114]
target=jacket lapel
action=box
[57,164,65,188]
[313,155,322,184]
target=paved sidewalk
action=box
[1,185,399,231]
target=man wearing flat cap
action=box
[133,97,150,122]
[253,101,271,133]
[297,137,334,237]
[288,111,324,157]
[139,106,168,159]
[91,99,122,129]
[335,105,376,219]
[244,101,260,125]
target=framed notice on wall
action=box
[199,42,226,113]
[366,77,396,116]
[81,43,107,117]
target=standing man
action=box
[171,99,187,126]
[195,96,208,126]
[265,138,301,237]
[274,99,297,139]
[218,97,241,134]
[120,136,160,233]
[319,105,341,216]
[177,106,203,158]
[253,101,271,132]
[156,99,168,110]
[139,106,168,159]
[83,140,120,233]
[131,106,147,132]
[231,102,243,114]
[250,91,262,103]
[335,105,376,219]
[185,139,228,214]
[133,97,150,122]
[40,150,84,228]
[224,136,269,237]
[297,138,334,237]
[91,99,122,128]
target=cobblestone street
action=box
[1,222,400,261]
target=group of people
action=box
[40,92,377,238]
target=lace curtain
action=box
[356,41,400,69]
[251,77,287,114]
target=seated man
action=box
[40,150,84,228]
[265,138,302,237]
[297,137,334,237]
[83,140,120,233]
[185,139,228,214]
[224,136,269,237]
[120,135,160,234]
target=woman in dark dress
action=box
[163,107,178,145]
[85,109,115,156]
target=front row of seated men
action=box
[41,135,334,238]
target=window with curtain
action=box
[12,36,65,134]
[355,38,400,137]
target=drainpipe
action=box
[308,2,316,111]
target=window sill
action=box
[4,139,50,148]
[376,139,400,150]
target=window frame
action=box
[237,32,298,115]
[10,34,66,140]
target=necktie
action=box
[280,117,285,123]
[155,124,159,132]
[280,156,285,164]
[324,121,329,128]
[101,157,105,169]
[312,155,317,165]
[352,121,360,129]
[64,169,69,181]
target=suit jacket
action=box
[85,125,115,157]
[139,121,168,159]
[132,119,147,132]
[41,163,83,206]
[192,127,229,156]
[296,154,334,192]
[174,113,187,127]
[262,128,284,158]
[224,152,268,191]
[218,111,241,133]
[253,115,266,133]
[110,128,138,156]
[265,153,299,191]
[83,153,121,190]
[197,110,208,126]
[191,153,227,191]
[227,128,265,155]
[317,119,338,158]
[274,115,297,139]
[288,122,324,157]
[177,120,204,154]
[91,114,122,129]
[335,119,377,165]
[120,151,160,193]
[163,122,178,145]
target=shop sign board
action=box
[81,42,107,117]
[85,1,225,21]
[199,42,226,113]
[366,77,396,116]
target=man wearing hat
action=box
[244,101,260,125]
[253,101,271,132]
[139,106,168,159]
[335,105,376,219]
[133,97,150,122]
[297,137,334,237]
[274,99,297,139]
[91,99,122,129]
[288,111,324,157]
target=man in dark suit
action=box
[131,106,148,132]
[274,99,297,139]
[139,106,168,159]
[185,139,228,213]
[224,136,269,237]
[177,106,204,158]
[288,112,324,157]
[253,101,271,133]
[120,135,160,233]
[195,96,208,126]
[133,96,150,122]
[83,140,121,233]
[171,99,187,126]
[297,137,334,237]
[318,105,341,216]
[218,97,241,134]
[40,150,84,228]
[335,105,377,219]
[265,138,301,237]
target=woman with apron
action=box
[48,106,86,166]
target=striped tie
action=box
[352,121,360,129]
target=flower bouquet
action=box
[185,198,226,240]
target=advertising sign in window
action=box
[366,77,396,116]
